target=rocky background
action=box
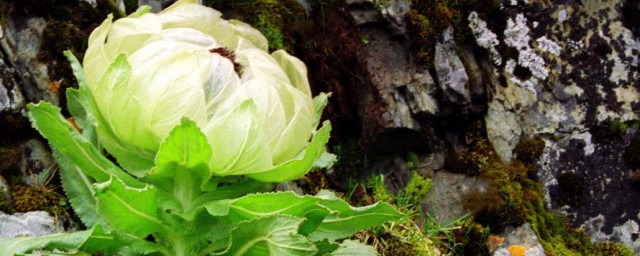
[1,0,639,255]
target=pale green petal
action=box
[270,86,315,165]
[271,50,311,97]
[157,2,239,49]
[241,79,286,144]
[203,55,242,118]
[126,41,210,149]
[104,13,162,59]
[236,48,290,85]
[203,100,273,176]
[162,28,217,48]
[248,121,331,182]
[229,20,269,52]
[83,14,113,89]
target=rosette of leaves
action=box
[1,1,401,255]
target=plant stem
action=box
[105,0,126,18]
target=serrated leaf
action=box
[95,178,162,238]
[27,102,143,189]
[81,225,166,255]
[308,200,402,242]
[204,191,329,235]
[0,228,94,256]
[53,149,105,228]
[145,118,212,213]
[328,240,378,256]
[216,215,317,256]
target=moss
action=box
[206,0,307,52]
[513,136,545,166]
[458,129,632,255]
[11,185,59,212]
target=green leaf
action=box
[205,191,326,221]
[95,178,162,238]
[53,149,105,227]
[248,121,332,182]
[82,225,166,255]
[0,228,94,256]
[203,191,329,235]
[145,118,212,213]
[27,102,143,188]
[308,199,402,242]
[216,215,317,256]
[66,89,92,138]
[328,240,378,256]
[314,240,339,256]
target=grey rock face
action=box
[468,0,640,252]
[0,211,63,238]
[345,0,439,142]
[434,26,470,103]
[421,171,488,225]
[0,61,25,114]
[0,17,57,105]
[489,223,545,256]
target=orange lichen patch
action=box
[49,80,60,93]
[488,235,505,250]
[507,245,526,256]
[67,117,82,133]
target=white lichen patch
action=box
[609,57,629,83]
[502,13,550,90]
[504,14,531,50]
[536,36,562,56]
[564,83,584,97]
[468,12,502,66]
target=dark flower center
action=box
[209,47,242,75]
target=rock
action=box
[403,73,439,116]
[378,0,411,35]
[349,9,383,25]
[485,101,522,161]
[421,171,488,224]
[434,26,470,103]
[359,26,437,135]
[489,223,545,256]
[0,17,57,105]
[0,211,63,238]
[17,139,55,187]
[0,61,25,114]
[471,0,640,250]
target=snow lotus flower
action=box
[80,0,331,181]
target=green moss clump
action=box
[11,185,61,213]
[458,132,632,255]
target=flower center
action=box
[209,47,242,75]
